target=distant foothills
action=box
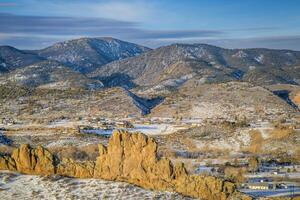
[0,37,299,91]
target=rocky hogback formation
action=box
[0,130,250,200]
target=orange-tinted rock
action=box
[94,130,174,190]
[57,158,94,178]
[11,144,54,175]
[174,175,235,200]
[293,92,300,108]
[93,130,244,199]
[0,155,17,171]
[0,131,250,200]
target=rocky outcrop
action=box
[292,92,300,109]
[0,155,16,171]
[94,131,175,190]
[93,131,247,200]
[57,158,94,178]
[174,174,236,200]
[0,130,250,200]
[10,144,55,175]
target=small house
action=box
[246,183,275,190]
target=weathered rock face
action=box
[10,144,55,175]
[174,175,236,200]
[57,158,94,178]
[0,155,16,171]
[94,131,175,190]
[0,130,250,200]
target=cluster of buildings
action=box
[242,180,289,190]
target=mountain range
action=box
[89,43,300,90]
[0,46,43,73]
[0,37,299,116]
[0,60,104,90]
[1,37,300,90]
[27,37,150,74]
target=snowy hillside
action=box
[33,37,151,73]
[0,46,43,73]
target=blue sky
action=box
[1,0,300,50]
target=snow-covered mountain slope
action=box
[0,46,44,73]
[89,43,300,88]
[32,37,151,73]
[150,81,297,121]
[0,60,103,90]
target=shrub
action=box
[269,126,295,140]
[224,166,245,184]
[248,156,259,172]
[248,130,264,153]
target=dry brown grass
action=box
[0,145,14,155]
[224,166,246,184]
[198,144,231,156]
[269,126,295,140]
[158,147,176,158]
[180,138,198,152]
[183,159,197,174]
[81,144,99,159]
[5,126,77,135]
[49,144,99,161]
[248,130,264,153]
[292,147,300,163]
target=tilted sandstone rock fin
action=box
[57,158,95,178]
[94,130,175,189]
[0,155,16,171]
[10,144,55,175]
[0,130,251,200]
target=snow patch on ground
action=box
[232,51,248,58]
[254,55,264,63]
[0,171,190,200]
[1,63,7,68]
[148,73,195,92]
[81,124,187,136]
[132,124,187,135]
[190,102,225,119]
[249,66,256,70]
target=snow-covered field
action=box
[0,171,191,200]
[132,124,187,135]
[82,124,188,136]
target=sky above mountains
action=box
[1,0,300,50]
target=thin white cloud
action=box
[0,13,222,41]
[15,0,156,22]
[141,35,300,50]
[92,1,153,21]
